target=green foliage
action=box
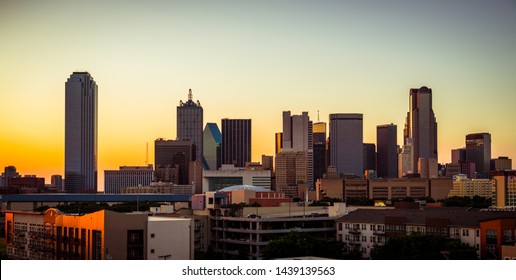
[370,234,478,260]
[261,231,361,260]
[310,197,342,206]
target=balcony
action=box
[373,230,385,236]
[349,228,361,234]
[348,240,361,246]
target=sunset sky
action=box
[1,0,515,187]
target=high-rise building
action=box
[403,87,437,175]
[313,122,327,185]
[221,119,251,167]
[177,89,203,162]
[104,165,154,194]
[261,155,274,170]
[275,151,307,188]
[50,175,63,191]
[466,133,491,178]
[155,139,194,184]
[329,113,363,177]
[1,166,19,187]
[363,143,376,173]
[65,72,98,193]
[275,132,283,155]
[203,123,221,170]
[377,124,398,178]
[451,148,466,164]
[491,156,512,172]
[492,170,516,207]
[282,111,313,188]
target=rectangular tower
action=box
[329,113,363,177]
[377,124,398,178]
[403,86,438,174]
[466,133,491,178]
[65,72,98,193]
[177,89,203,162]
[221,119,251,167]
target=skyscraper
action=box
[329,113,363,177]
[363,143,376,172]
[282,111,313,188]
[377,124,398,178]
[221,119,251,167]
[403,86,437,174]
[203,123,222,170]
[466,132,491,178]
[313,122,327,185]
[65,72,97,193]
[177,89,203,162]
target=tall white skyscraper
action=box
[281,111,313,188]
[65,72,98,193]
[329,113,363,177]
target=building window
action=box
[476,230,479,237]
[361,224,367,230]
[345,223,350,229]
[361,236,366,242]
[151,249,155,254]
[345,235,350,241]
[151,233,155,238]
[338,223,343,231]
[462,229,469,237]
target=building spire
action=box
[188,89,192,101]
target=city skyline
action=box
[1,1,516,186]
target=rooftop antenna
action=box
[188,88,193,101]
[145,142,149,166]
[317,110,320,122]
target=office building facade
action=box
[104,165,154,194]
[155,139,194,184]
[65,72,98,193]
[466,133,491,178]
[203,123,222,170]
[177,89,203,162]
[329,114,363,177]
[403,87,437,175]
[377,124,397,178]
[221,119,251,167]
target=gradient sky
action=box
[1,0,515,188]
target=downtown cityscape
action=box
[1,0,516,263]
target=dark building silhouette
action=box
[177,89,203,162]
[313,122,327,185]
[466,133,491,178]
[377,124,398,178]
[65,72,98,193]
[363,143,376,173]
[155,139,194,184]
[221,119,251,167]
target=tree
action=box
[261,231,360,259]
[370,234,478,260]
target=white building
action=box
[104,165,154,194]
[202,165,271,192]
[448,174,494,199]
[147,216,194,260]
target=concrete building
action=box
[329,113,363,177]
[448,174,494,199]
[369,178,429,200]
[466,133,491,178]
[398,141,414,177]
[445,161,476,179]
[282,111,314,188]
[177,89,203,162]
[493,170,516,207]
[418,158,438,179]
[336,208,516,259]
[221,119,251,168]
[210,206,339,259]
[122,182,194,195]
[491,156,512,172]
[261,155,274,170]
[2,166,20,187]
[203,123,221,170]
[377,124,398,178]
[65,72,98,193]
[403,86,438,175]
[104,165,154,194]
[147,216,194,260]
[275,150,307,193]
[202,165,271,192]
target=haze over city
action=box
[1,0,515,187]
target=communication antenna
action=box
[145,142,149,165]
[188,88,193,101]
[317,110,320,122]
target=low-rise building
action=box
[448,174,493,199]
